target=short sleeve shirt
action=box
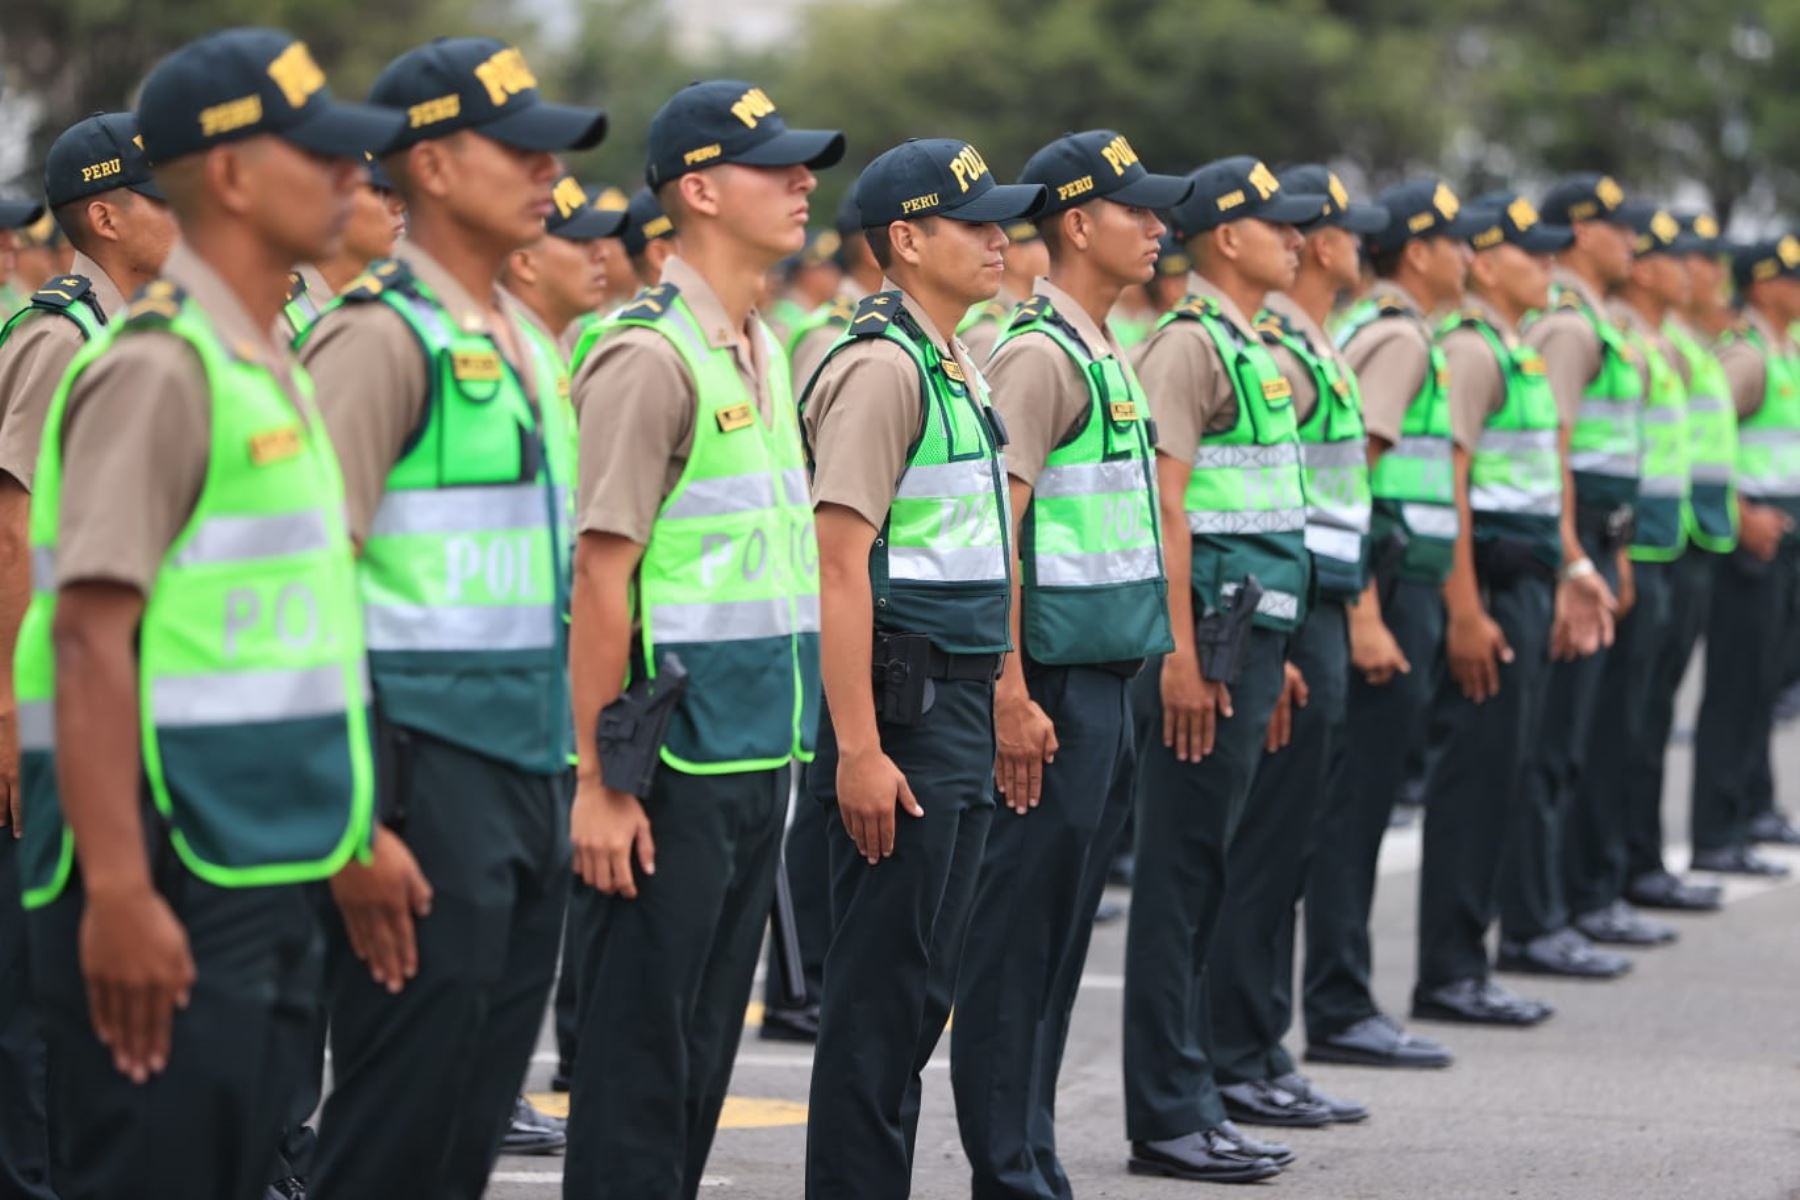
[1132,272,1259,465]
[1439,293,1513,452]
[1719,307,1794,420]
[986,277,1117,488]
[0,251,124,490]
[1260,291,1353,429]
[1340,279,1433,445]
[1524,268,1606,427]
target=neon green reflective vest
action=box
[1108,313,1152,351]
[804,292,1012,654]
[1664,321,1737,552]
[15,284,373,908]
[0,275,107,351]
[995,295,1171,663]
[1257,306,1370,601]
[1546,287,1643,509]
[515,311,579,542]
[1727,322,1800,521]
[1622,325,1689,561]
[783,294,854,362]
[604,284,821,772]
[303,259,572,774]
[1447,311,1564,568]
[957,297,1009,342]
[1159,294,1311,632]
[1337,295,1457,583]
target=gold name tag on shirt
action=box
[452,350,502,382]
[940,360,967,383]
[1331,378,1350,397]
[1261,378,1293,401]
[1110,400,1138,421]
[716,403,754,432]
[249,425,303,466]
[557,377,572,400]
[1436,366,1451,387]
[1520,356,1546,376]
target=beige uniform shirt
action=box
[571,255,777,545]
[299,237,549,542]
[1133,273,1261,464]
[55,243,318,591]
[802,279,982,530]
[1719,306,1793,420]
[987,277,1119,488]
[1525,268,1608,426]
[1260,291,1353,428]
[1438,293,1518,452]
[959,285,1025,367]
[790,278,871,397]
[0,251,125,489]
[1341,280,1435,445]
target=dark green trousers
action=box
[314,731,568,1200]
[806,679,996,1200]
[1,837,54,1200]
[951,664,1135,1200]
[1500,535,1618,943]
[1122,629,1287,1140]
[1626,550,1712,879]
[564,765,786,1200]
[1213,603,1348,1086]
[30,862,322,1200]
[1692,547,1796,851]
[1303,578,1444,1041]
[764,785,831,1011]
[1417,573,1554,991]
[1565,558,1675,917]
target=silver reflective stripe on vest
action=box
[1187,508,1308,535]
[663,472,777,519]
[781,468,810,506]
[173,509,333,568]
[30,546,54,593]
[795,592,821,633]
[1033,546,1162,586]
[17,699,52,752]
[1577,397,1638,423]
[651,596,800,643]
[1638,475,1688,497]
[1471,483,1562,516]
[152,664,352,728]
[1036,459,1149,498]
[1570,450,1639,476]
[1641,407,1684,427]
[1221,580,1300,621]
[370,484,547,537]
[1478,429,1558,454]
[1389,435,1452,464]
[1690,462,1734,485]
[1193,443,1301,469]
[1686,394,1730,415]
[365,602,558,651]
[888,543,1008,582]
[1305,525,1364,564]
[1401,502,1459,538]
[1302,440,1366,469]
[895,460,1000,500]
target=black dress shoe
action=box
[1691,845,1792,877]
[1272,1072,1368,1123]
[1219,1079,1333,1128]
[1412,977,1552,1026]
[1496,928,1632,979]
[502,1095,567,1155]
[1306,1013,1453,1069]
[1215,1121,1294,1166]
[1573,900,1677,946]
[1747,811,1800,846]
[1128,1132,1282,1183]
[759,1004,820,1043]
[1626,870,1723,911]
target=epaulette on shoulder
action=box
[1253,309,1294,342]
[847,290,903,338]
[823,294,856,325]
[616,281,679,322]
[119,279,186,327]
[1168,293,1216,321]
[285,271,308,304]
[1008,294,1052,329]
[29,274,92,311]
[979,298,1008,320]
[1375,299,1412,319]
[340,258,412,303]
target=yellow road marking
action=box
[525,1093,807,1129]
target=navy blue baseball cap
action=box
[547,174,628,240]
[1365,177,1482,256]
[1279,165,1386,234]
[45,113,162,207]
[1732,235,1800,290]
[1463,191,1573,254]
[1672,211,1722,256]
[1169,156,1327,238]
[1018,130,1191,219]
[646,80,842,190]
[1539,173,1630,227]
[1615,201,1682,258]
[621,187,675,257]
[834,188,864,237]
[363,152,395,192]
[856,138,1046,227]
[1155,230,1192,278]
[0,199,42,229]
[373,38,605,153]
[137,29,403,164]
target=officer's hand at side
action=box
[330,826,433,992]
[1161,648,1232,763]
[1348,609,1411,687]
[1264,661,1309,753]
[837,747,923,864]
[80,884,194,1084]
[1739,503,1792,562]
[1447,607,1513,703]
[0,697,18,836]
[994,681,1058,815]
[571,776,655,899]
[1551,571,1616,661]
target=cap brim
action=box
[283,100,408,160]
[483,101,608,153]
[1515,224,1574,253]
[734,128,847,172]
[552,206,629,241]
[1328,203,1390,235]
[0,200,45,229]
[128,178,166,203]
[1256,191,1330,226]
[941,183,1048,224]
[1106,172,1194,212]
[1671,234,1717,256]
[1441,211,1491,240]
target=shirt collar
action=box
[1032,276,1119,361]
[396,237,505,337]
[1366,279,1431,319]
[69,250,125,320]
[1262,290,1343,362]
[1184,271,1260,340]
[1461,290,1521,342]
[160,241,294,371]
[660,255,766,354]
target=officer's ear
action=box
[672,170,721,221]
[889,218,932,269]
[505,246,538,287]
[402,140,456,203]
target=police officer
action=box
[564,80,837,1198]
[0,107,173,1200]
[944,129,1187,1199]
[0,200,46,319]
[281,154,404,339]
[1623,213,1735,911]
[1208,166,1385,1129]
[770,228,844,340]
[293,37,603,1197]
[9,214,73,299]
[800,137,1041,1199]
[507,172,629,349]
[1124,156,1322,1183]
[582,182,638,322]
[565,186,676,368]
[1690,236,1800,876]
[14,30,393,1196]
[785,191,881,386]
[959,218,1049,363]
[1561,203,1696,946]
[1303,178,1468,1046]
[1494,174,1637,980]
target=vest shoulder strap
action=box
[1001,294,1093,360]
[119,280,187,330]
[285,272,309,305]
